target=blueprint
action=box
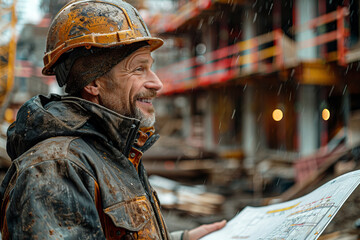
[201,170,360,240]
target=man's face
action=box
[96,46,163,127]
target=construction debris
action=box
[266,144,360,204]
[149,175,225,216]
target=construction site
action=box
[1,0,360,239]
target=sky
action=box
[17,0,43,29]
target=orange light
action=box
[322,109,330,121]
[272,109,283,121]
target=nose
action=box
[145,70,163,92]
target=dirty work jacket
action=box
[0,94,175,239]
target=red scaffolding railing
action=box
[156,7,350,95]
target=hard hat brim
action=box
[42,37,163,76]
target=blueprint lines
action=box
[201,170,360,240]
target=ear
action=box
[83,80,99,96]
[81,80,101,103]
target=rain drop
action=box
[231,109,236,119]
[253,13,257,23]
[343,85,347,95]
[268,3,273,15]
[198,19,204,30]
[290,69,295,77]
[252,0,257,8]
[277,84,283,96]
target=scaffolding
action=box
[0,0,16,121]
[155,7,350,95]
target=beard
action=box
[131,89,157,128]
[134,106,155,127]
[99,86,157,127]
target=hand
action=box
[188,220,227,240]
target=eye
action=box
[135,66,144,72]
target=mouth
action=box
[136,97,153,105]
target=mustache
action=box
[134,90,157,99]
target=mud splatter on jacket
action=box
[0,94,174,239]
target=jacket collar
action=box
[61,96,146,156]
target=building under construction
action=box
[142,0,360,188]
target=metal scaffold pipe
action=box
[0,0,17,123]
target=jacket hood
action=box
[7,94,142,160]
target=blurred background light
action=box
[272,109,283,122]
[322,108,330,121]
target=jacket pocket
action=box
[103,196,153,232]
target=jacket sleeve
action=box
[1,159,105,240]
[171,230,189,240]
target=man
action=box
[0,0,225,239]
